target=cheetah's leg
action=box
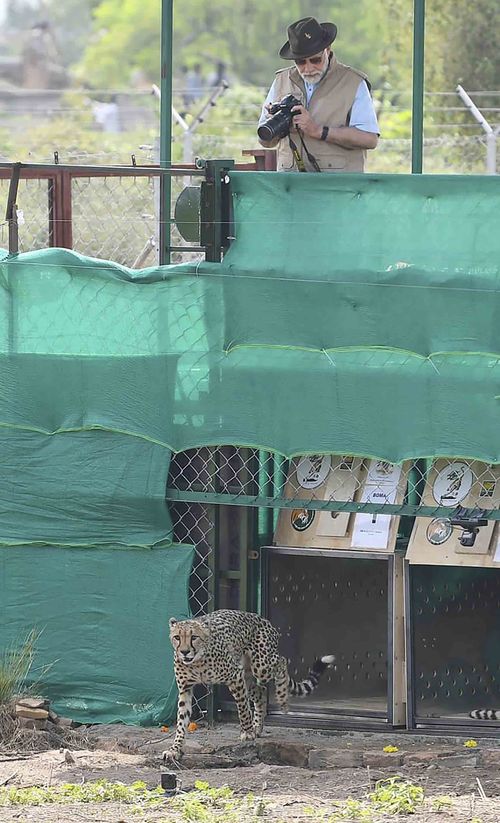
[162,687,192,763]
[248,681,267,737]
[274,656,290,714]
[228,671,255,741]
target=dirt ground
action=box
[1,722,500,822]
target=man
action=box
[258,17,379,172]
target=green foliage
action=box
[431,795,454,811]
[304,777,425,821]
[0,780,165,807]
[77,0,161,88]
[369,777,424,814]
[0,113,156,165]
[0,778,271,821]
[77,0,421,92]
[170,780,265,823]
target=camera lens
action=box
[257,110,291,142]
[257,121,276,142]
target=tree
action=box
[78,0,401,90]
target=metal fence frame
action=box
[1,150,276,260]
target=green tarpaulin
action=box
[2,172,499,462]
[0,543,194,724]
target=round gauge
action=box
[426,517,453,545]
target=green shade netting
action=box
[0,543,194,724]
[1,170,499,722]
[2,171,499,462]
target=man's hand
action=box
[291,105,321,139]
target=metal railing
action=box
[0,151,276,265]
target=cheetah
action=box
[163,609,335,762]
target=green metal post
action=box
[159,0,173,263]
[412,0,425,173]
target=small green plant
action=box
[432,795,454,812]
[0,780,165,807]
[329,799,373,821]
[171,781,269,823]
[369,777,424,815]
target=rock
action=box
[57,717,74,728]
[15,705,49,720]
[402,749,455,765]
[362,751,404,767]
[478,750,500,767]
[18,716,47,730]
[257,740,310,768]
[15,697,49,710]
[184,741,205,753]
[308,748,362,769]
[183,753,249,769]
[435,754,477,768]
[48,709,59,724]
[403,751,439,766]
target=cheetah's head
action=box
[169,617,210,665]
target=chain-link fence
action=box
[0,165,207,266]
[166,449,500,605]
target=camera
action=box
[257,94,302,142]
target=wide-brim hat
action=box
[279,16,337,60]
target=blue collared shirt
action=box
[259,77,379,135]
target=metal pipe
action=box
[457,85,498,174]
[411,0,426,173]
[0,162,204,176]
[456,85,493,134]
[159,0,173,264]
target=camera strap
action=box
[289,130,322,173]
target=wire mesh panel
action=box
[0,177,50,252]
[407,564,500,730]
[71,175,157,266]
[168,449,218,617]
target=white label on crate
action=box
[351,461,402,549]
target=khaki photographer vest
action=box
[272,58,370,173]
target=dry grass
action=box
[0,629,90,755]
[0,630,39,706]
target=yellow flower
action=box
[464,739,478,748]
[383,745,399,753]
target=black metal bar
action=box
[404,560,416,730]
[5,162,21,254]
[200,159,234,262]
[386,555,394,726]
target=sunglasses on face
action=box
[294,55,324,66]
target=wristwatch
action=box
[320,126,329,141]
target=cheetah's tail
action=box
[469,709,499,720]
[288,654,335,697]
